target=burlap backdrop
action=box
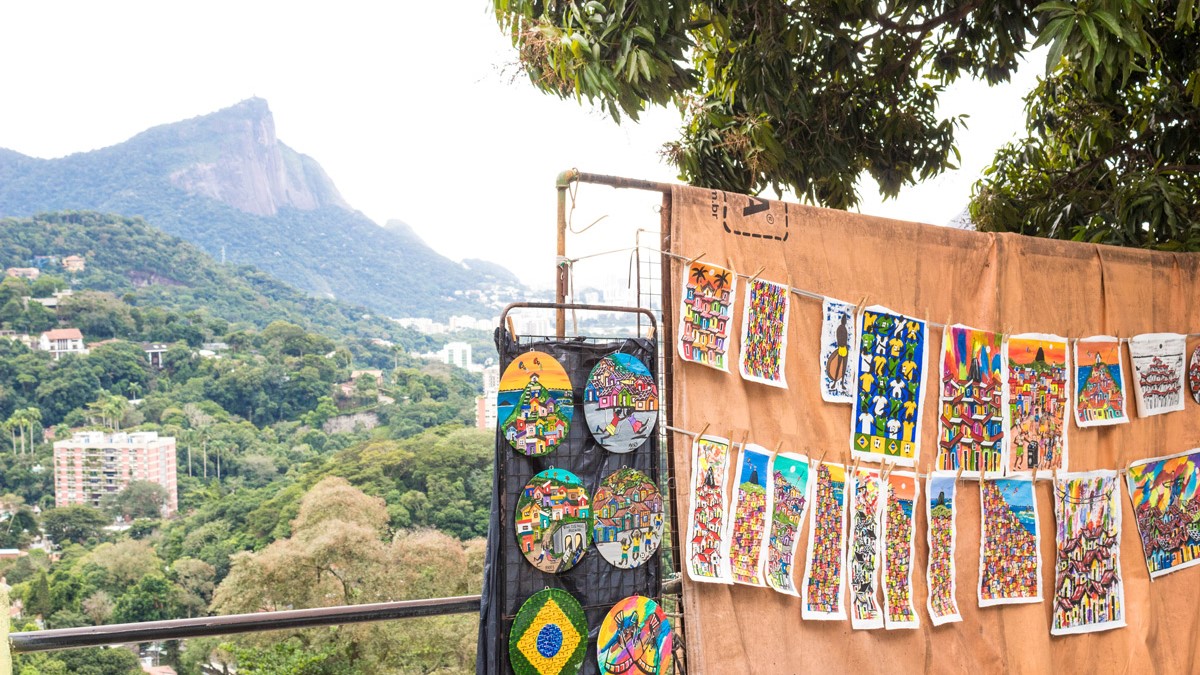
[668,185,1200,674]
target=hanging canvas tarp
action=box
[1074,336,1129,427]
[978,476,1042,606]
[678,260,736,371]
[684,434,734,584]
[847,466,884,630]
[1126,448,1200,579]
[1052,470,1125,636]
[1005,333,1070,475]
[925,471,962,625]
[1128,333,1187,418]
[883,470,920,629]
[850,305,928,466]
[801,461,849,621]
[739,277,790,387]
[819,299,857,403]
[936,324,1004,476]
[764,452,811,596]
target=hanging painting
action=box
[936,325,1004,476]
[515,468,592,573]
[499,351,574,457]
[883,470,920,629]
[597,595,673,675]
[1189,346,1200,405]
[678,260,736,371]
[1005,333,1070,475]
[978,476,1042,606]
[738,277,790,387]
[1128,333,1186,418]
[926,471,962,625]
[1125,448,1200,578]
[802,461,848,620]
[847,466,884,629]
[592,467,663,570]
[583,353,659,453]
[685,435,734,584]
[1052,470,1125,636]
[819,299,858,403]
[764,452,811,596]
[850,305,928,466]
[509,588,589,675]
[728,443,771,586]
[1074,336,1128,427]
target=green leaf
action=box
[1079,16,1100,52]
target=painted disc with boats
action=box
[515,468,593,573]
[592,467,663,569]
[583,353,659,453]
[498,351,574,457]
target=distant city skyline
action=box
[0,2,1045,289]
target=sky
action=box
[0,2,1045,290]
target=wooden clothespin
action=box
[1052,465,1059,483]
[818,447,829,466]
[955,464,964,484]
[880,461,894,483]
[684,251,707,268]
[1032,464,1039,482]
[647,325,656,341]
[505,315,517,340]
[785,272,793,292]
[771,441,783,458]
[854,295,869,316]
[748,266,766,283]
[694,422,711,441]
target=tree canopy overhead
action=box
[496,0,1199,246]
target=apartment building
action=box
[53,431,178,517]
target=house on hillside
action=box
[61,255,86,272]
[38,328,88,360]
[5,267,40,280]
[142,343,171,369]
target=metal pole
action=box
[554,170,579,338]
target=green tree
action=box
[112,574,183,624]
[41,505,109,545]
[25,570,52,618]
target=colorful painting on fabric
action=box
[728,443,771,586]
[592,468,663,570]
[1189,346,1200,405]
[802,462,848,620]
[678,260,736,371]
[1074,336,1128,427]
[819,299,858,403]
[583,353,659,453]
[1128,333,1186,418]
[883,471,920,629]
[738,278,790,387]
[685,435,733,583]
[979,477,1041,605]
[499,351,574,457]
[936,325,1004,476]
[1125,449,1200,578]
[597,595,673,675]
[509,588,588,675]
[848,467,884,629]
[1006,334,1069,475]
[765,453,811,595]
[850,306,928,466]
[1052,471,1125,635]
[515,469,592,574]
[925,471,961,625]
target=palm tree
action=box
[10,409,28,454]
[104,395,128,431]
[714,271,731,289]
[21,407,41,454]
[690,266,708,284]
[2,417,14,454]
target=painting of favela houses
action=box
[515,468,592,574]
[1074,336,1128,428]
[764,453,811,596]
[1128,333,1187,418]
[1125,449,1200,578]
[592,468,664,570]
[936,325,1004,476]
[978,477,1041,606]
[677,260,736,371]
[498,351,574,457]
[685,435,734,584]
[1006,334,1069,475]
[583,354,659,453]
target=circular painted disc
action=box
[583,353,659,453]
[1190,346,1200,405]
[509,588,588,675]
[515,468,593,573]
[592,468,663,569]
[498,351,574,457]
[597,595,674,675]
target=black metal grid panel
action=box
[479,331,663,675]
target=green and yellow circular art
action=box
[509,588,588,675]
[498,351,575,457]
[515,468,593,573]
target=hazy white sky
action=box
[0,2,1044,290]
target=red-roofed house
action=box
[39,328,88,360]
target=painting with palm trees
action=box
[678,260,736,371]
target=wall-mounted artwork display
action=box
[847,467,884,630]
[1128,333,1186,418]
[978,476,1042,606]
[883,471,920,629]
[729,444,772,586]
[1052,471,1125,636]
[1074,336,1128,427]
[597,596,673,675]
[1005,334,1069,475]
[802,461,849,620]
[509,588,589,675]
[764,453,811,596]
[515,468,592,573]
[739,278,790,387]
[936,325,1004,476]
[583,353,659,453]
[850,305,928,466]
[678,260,736,371]
[499,351,574,457]
[926,471,962,625]
[592,468,663,570]
[820,299,858,403]
[1126,449,1200,578]
[685,435,734,584]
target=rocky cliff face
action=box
[163,98,349,216]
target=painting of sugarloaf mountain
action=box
[498,351,575,457]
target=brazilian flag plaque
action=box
[509,588,588,675]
